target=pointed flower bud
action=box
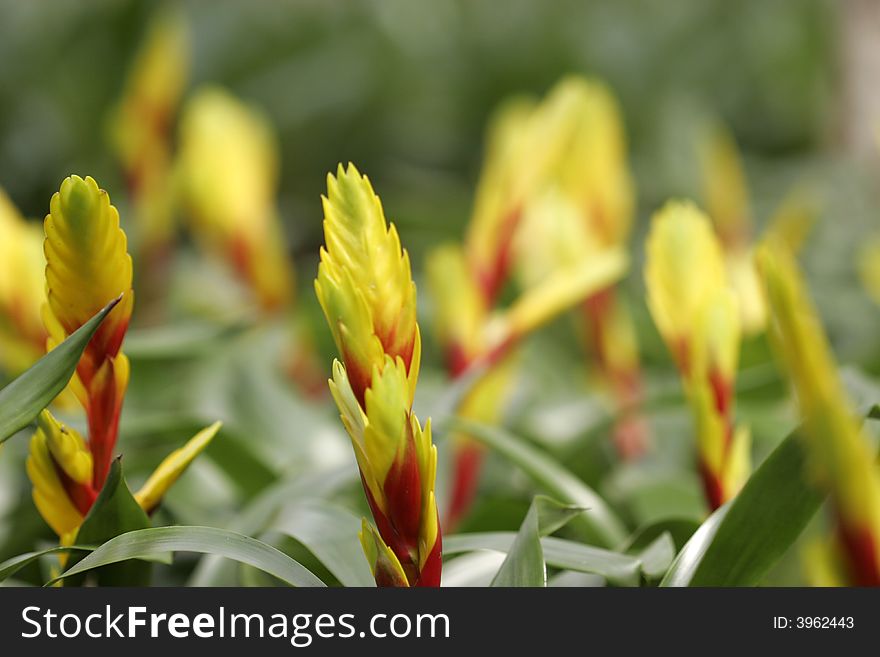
[317,164,440,587]
[466,97,548,301]
[645,201,748,508]
[698,120,753,250]
[109,7,189,254]
[43,175,134,490]
[645,201,727,373]
[135,421,222,514]
[178,87,293,312]
[26,411,95,539]
[543,76,635,247]
[758,240,880,585]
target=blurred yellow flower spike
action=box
[758,240,880,585]
[542,76,635,248]
[645,200,749,508]
[27,176,220,544]
[699,121,753,250]
[426,244,487,375]
[317,164,440,587]
[43,175,134,490]
[178,87,293,313]
[109,6,189,252]
[645,201,727,372]
[859,236,880,306]
[466,96,554,302]
[523,76,647,460]
[698,121,820,336]
[0,188,47,373]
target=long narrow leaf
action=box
[661,426,823,586]
[445,532,671,586]
[451,419,627,547]
[0,546,92,582]
[272,501,375,587]
[51,526,326,587]
[0,296,120,442]
[491,496,582,587]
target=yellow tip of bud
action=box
[134,421,222,514]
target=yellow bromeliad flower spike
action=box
[316,163,440,587]
[0,188,47,374]
[27,175,220,545]
[757,240,880,586]
[544,76,635,249]
[536,76,646,459]
[109,6,189,255]
[466,96,566,302]
[178,87,293,313]
[43,175,135,487]
[645,201,750,509]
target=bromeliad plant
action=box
[521,76,647,460]
[428,77,634,528]
[24,175,220,553]
[316,164,441,587]
[758,240,880,585]
[645,201,751,510]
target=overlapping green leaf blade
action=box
[52,526,326,587]
[491,496,582,587]
[451,419,627,547]
[0,297,120,442]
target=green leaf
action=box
[622,518,702,554]
[124,321,249,360]
[450,418,627,547]
[491,496,582,587]
[0,546,92,583]
[52,526,326,587]
[66,457,153,586]
[271,501,375,587]
[188,466,356,586]
[0,296,120,443]
[445,532,672,586]
[660,426,824,587]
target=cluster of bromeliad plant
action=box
[0,9,879,588]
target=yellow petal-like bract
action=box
[645,200,727,368]
[699,120,753,249]
[135,421,222,514]
[543,76,635,248]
